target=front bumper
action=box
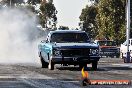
[51,56,100,64]
[100,51,120,56]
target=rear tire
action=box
[92,61,98,70]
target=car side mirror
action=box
[41,40,48,43]
[41,40,45,43]
[46,40,49,43]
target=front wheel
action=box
[39,53,48,68]
[120,52,123,59]
[116,54,120,58]
[92,61,98,70]
[79,64,87,70]
[48,59,54,70]
[40,55,48,68]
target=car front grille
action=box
[61,48,90,57]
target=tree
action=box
[58,26,69,30]
[96,0,126,45]
[0,0,24,6]
[39,1,57,29]
[27,0,41,5]
[25,0,57,29]
[0,0,57,30]
[79,5,97,38]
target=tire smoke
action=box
[0,7,44,65]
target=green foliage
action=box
[40,2,57,19]
[0,0,57,30]
[58,26,69,30]
[23,4,35,12]
[79,0,126,45]
[96,0,125,45]
[39,2,57,29]
[0,0,24,6]
[79,6,97,38]
[27,0,41,5]
[0,0,41,5]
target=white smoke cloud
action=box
[0,7,42,65]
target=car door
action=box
[41,36,52,62]
[121,40,129,55]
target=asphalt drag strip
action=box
[0,78,131,88]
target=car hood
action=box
[52,43,98,49]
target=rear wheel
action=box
[92,61,98,70]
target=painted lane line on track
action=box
[19,74,53,79]
[112,64,132,68]
[61,81,79,83]
[0,74,53,79]
[19,78,53,88]
[17,72,55,88]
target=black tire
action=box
[79,64,83,69]
[106,55,109,58]
[124,58,126,63]
[120,52,123,59]
[92,61,98,70]
[79,64,87,70]
[111,56,114,58]
[48,57,54,70]
[40,54,48,68]
[116,54,120,58]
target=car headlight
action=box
[53,50,61,56]
[90,49,99,55]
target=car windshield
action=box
[51,32,89,43]
[98,41,116,46]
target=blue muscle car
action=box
[38,30,100,70]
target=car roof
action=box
[50,30,86,34]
